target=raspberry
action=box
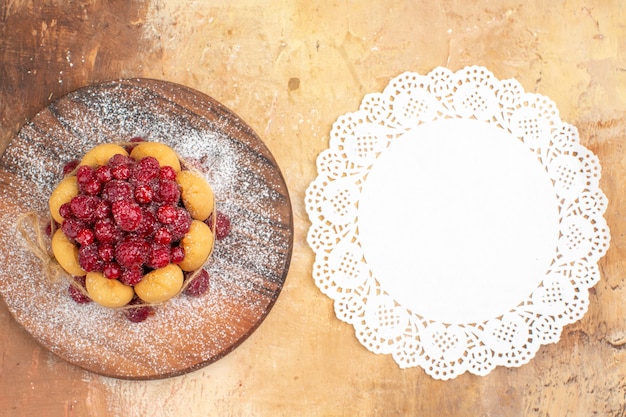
[119,267,143,286]
[76,165,95,188]
[135,209,157,238]
[207,211,231,240]
[70,195,99,223]
[103,262,122,279]
[115,237,148,269]
[157,180,180,203]
[62,159,80,176]
[75,228,95,246]
[168,207,191,241]
[170,246,185,264]
[95,165,112,183]
[108,154,133,167]
[68,276,91,304]
[132,157,160,183]
[159,165,177,181]
[102,179,133,202]
[156,205,177,224]
[154,227,172,245]
[82,178,101,195]
[59,202,72,219]
[184,269,210,297]
[61,218,86,239]
[134,184,154,204]
[97,243,115,262]
[125,137,145,154]
[147,244,170,269]
[112,200,143,231]
[78,244,103,272]
[94,200,111,219]
[94,218,121,243]
[111,163,131,180]
[124,300,154,323]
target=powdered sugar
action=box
[0,79,292,379]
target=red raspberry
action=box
[119,267,143,286]
[125,137,145,154]
[156,205,177,224]
[61,218,86,239]
[124,300,154,323]
[170,246,185,264]
[157,180,180,203]
[115,237,148,269]
[134,209,157,238]
[134,184,154,204]
[103,262,122,279]
[75,228,95,246]
[94,200,111,219]
[132,157,160,183]
[184,269,210,297]
[147,244,170,269]
[76,165,95,188]
[95,165,112,183]
[78,244,103,272]
[70,195,99,223]
[59,202,72,219]
[94,218,121,243]
[159,166,177,181]
[207,211,231,240]
[98,243,115,262]
[68,276,91,304]
[102,179,133,202]
[108,154,133,167]
[154,227,172,245]
[111,163,131,180]
[82,178,101,195]
[168,207,191,241]
[62,159,80,176]
[112,200,143,232]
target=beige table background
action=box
[1,1,626,416]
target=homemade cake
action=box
[47,139,230,322]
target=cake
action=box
[47,138,231,322]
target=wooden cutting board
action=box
[0,79,293,379]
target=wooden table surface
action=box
[1,1,625,416]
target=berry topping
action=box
[184,269,210,297]
[124,299,154,323]
[61,218,86,239]
[170,246,185,264]
[111,163,131,180]
[75,228,95,246]
[103,262,122,280]
[157,180,180,203]
[159,165,177,181]
[78,244,103,272]
[62,159,80,176]
[156,205,177,224]
[112,200,143,232]
[93,218,121,243]
[97,243,115,262]
[147,244,171,269]
[76,165,95,187]
[119,267,143,286]
[207,211,231,240]
[68,276,91,304]
[154,227,172,245]
[102,179,133,202]
[59,202,72,219]
[95,165,113,183]
[70,195,99,223]
[134,183,154,204]
[115,236,148,269]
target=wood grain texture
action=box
[1,0,626,416]
[0,79,293,379]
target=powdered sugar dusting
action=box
[0,79,292,379]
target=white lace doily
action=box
[305,66,610,379]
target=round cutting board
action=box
[0,79,293,379]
